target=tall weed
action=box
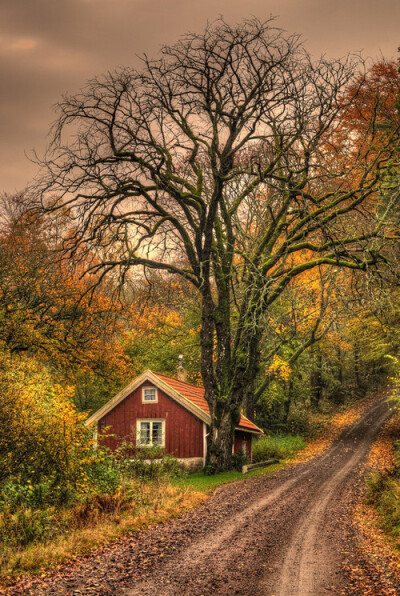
[0,505,56,547]
[367,468,400,539]
[253,434,306,462]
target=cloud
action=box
[9,38,38,51]
[0,0,399,192]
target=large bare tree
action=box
[35,18,398,470]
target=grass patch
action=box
[366,431,400,548]
[367,469,400,543]
[174,462,282,494]
[0,481,205,582]
[252,434,306,462]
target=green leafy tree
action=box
[122,274,202,381]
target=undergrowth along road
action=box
[6,393,397,595]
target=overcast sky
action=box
[1,0,399,193]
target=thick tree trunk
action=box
[206,405,237,471]
[200,289,237,471]
[200,281,261,471]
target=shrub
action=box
[252,434,306,462]
[120,454,185,481]
[112,439,185,481]
[0,478,52,510]
[0,505,56,546]
[87,456,121,495]
[286,411,314,436]
[232,448,247,472]
[366,468,400,539]
[0,353,100,495]
[203,464,216,476]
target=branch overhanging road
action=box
[9,397,397,596]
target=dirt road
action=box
[8,397,397,595]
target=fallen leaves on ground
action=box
[292,395,380,464]
[342,402,400,595]
[367,403,400,471]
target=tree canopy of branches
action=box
[35,18,399,470]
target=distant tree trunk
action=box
[337,346,343,385]
[310,350,323,410]
[245,378,257,421]
[354,340,363,391]
[283,378,294,424]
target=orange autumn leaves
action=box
[342,61,400,142]
[0,208,130,381]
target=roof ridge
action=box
[152,370,204,389]
[151,370,262,433]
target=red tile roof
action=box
[153,372,263,434]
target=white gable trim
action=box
[85,370,210,427]
[235,426,263,435]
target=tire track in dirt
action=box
[270,400,391,596]
[125,399,393,596]
[7,397,394,595]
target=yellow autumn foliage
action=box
[266,355,292,382]
[0,353,97,493]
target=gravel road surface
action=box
[7,397,396,595]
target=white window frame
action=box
[142,386,158,404]
[136,419,165,447]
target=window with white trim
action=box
[136,419,165,447]
[142,386,158,403]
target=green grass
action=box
[252,434,306,462]
[174,463,281,494]
[173,433,307,494]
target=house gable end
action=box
[85,370,210,427]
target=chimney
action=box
[176,354,188,383]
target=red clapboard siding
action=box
[98,382,204,458]
[234,430,253,462]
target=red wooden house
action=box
[86,370,263,468]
